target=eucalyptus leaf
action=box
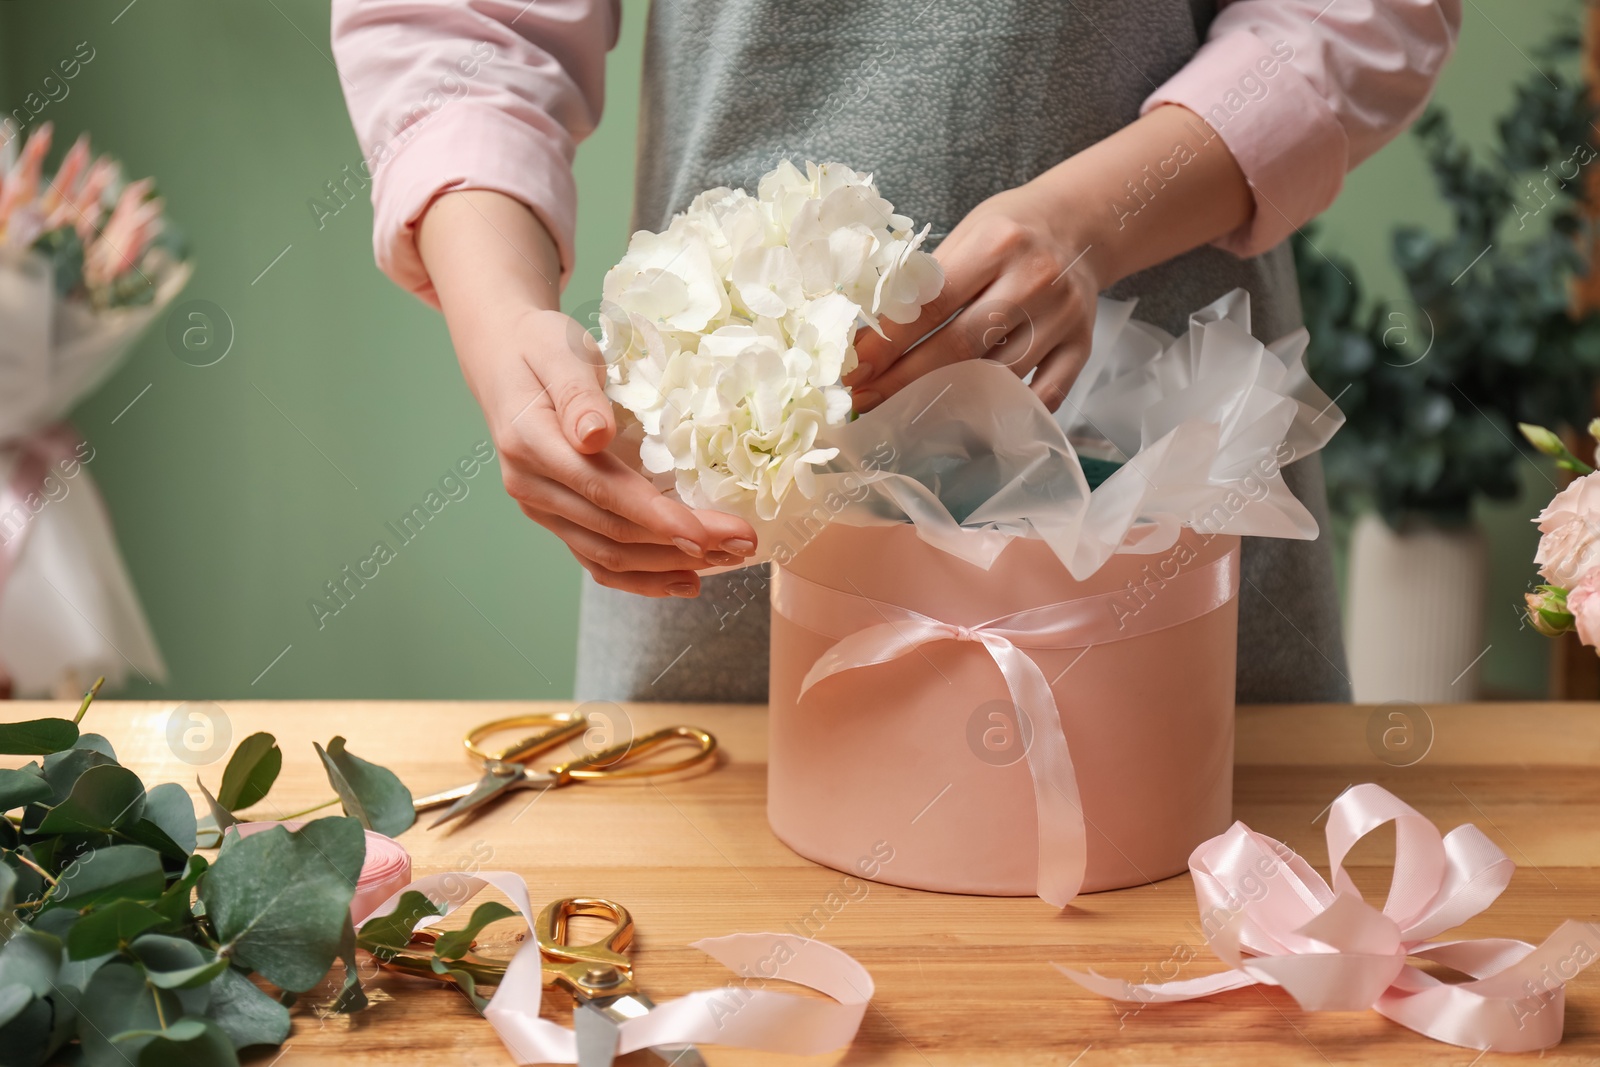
[120,818,190,864]
[0,767,51,812]
[40,745,117,806]
[140,782,199,855]
[355,889,443,961]
[75,961,181,1067]
[200,817,365,992]
[66,900,167,960]
[134,1015,239,1067]
[152,854,209,927]
[73,733,118,760]
[0,719,79,756]
[0,984,34,1029]
[216,733,281,812]
[432,900,518,961]
[429,958,490,1014]
[327,916,367,1014]
[38,765,146,836]
[28,904,76,942]
[0,929,61,997]
[205,966,290,1051]
[0,861,15,921]
[195,778,238,837]
[0,995,51,1067]
[314,737,415,837]
[50,844,165,912]
[129,933,229,991]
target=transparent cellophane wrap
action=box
[0,249,189,695]
[762,289,1344,897]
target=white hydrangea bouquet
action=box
[600,160,942,525]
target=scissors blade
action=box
[587,992,708,1067]
[647,1042,709,1066]
[574,1002,622,1067]
[426,769,529,829]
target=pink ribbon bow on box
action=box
[1061,783,1599,1051]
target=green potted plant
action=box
[1296,20,1600,700]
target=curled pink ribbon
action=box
[1060,783,1600,1052]
[770,549,1239,907]
[358,871,872,1064]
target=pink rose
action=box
[1567,570,1600,650]
[1533,472,1600,587]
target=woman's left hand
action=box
[844,104,1254,414]
[845,182,1101,413]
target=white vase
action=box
[1346,513,1488,703]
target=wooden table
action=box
[8,700,1600,1065]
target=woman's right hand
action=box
[418,190,757,597]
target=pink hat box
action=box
[767,520,1241,901]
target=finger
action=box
[577,554,702,598]
[534,314,616,455]
[691,507,759,554]
[855,285,1044,410]
[515,493,662,546]
[511,407,720,554]
[1028,338,1094,413]
[846,232,997,386]
[506,415,757,557]
[539,513,729,572]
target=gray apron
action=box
[575,0,1349,703]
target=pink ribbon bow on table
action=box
[1060,783,1600,1052]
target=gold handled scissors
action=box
[539,897,706,1067]
[378,896,705,1067]
[412,713,718,830]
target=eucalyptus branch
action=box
[273,798,340,820]
[9,851,58,888]
[73,676,105,725]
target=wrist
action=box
[418,189,564,314]
[1025,104,1251,290]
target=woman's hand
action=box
[419,190,757,597]
[847,182,1102,412]
[846,105,1254,412]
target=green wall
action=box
[0,0,1573,699]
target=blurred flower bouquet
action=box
[0,122,190,696]
[1520,421,1600,649]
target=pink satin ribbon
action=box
[357,871,873,1063]
[770,548,1240,907]
[0,422,85,597]
[1061,783,1600,1051]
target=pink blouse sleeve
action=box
[330,0,619,305]
[1143,0,1462,257]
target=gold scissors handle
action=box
[536,897,639,1000]
[562,725,718,782]
[464,713,588,762]
[417,723,718,825]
